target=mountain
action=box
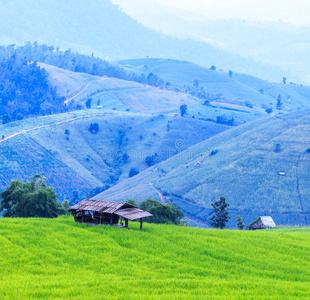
[0,107,228,202]
[93,110,310,227]
[119,58,310,112]
[114,0,310,85]
[0,0,284,82]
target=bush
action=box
[16,113,24,120]
[145,156,155,167]
[129,168,139,178]
[89,123,99,134]
[275,144,282,153]
[139,199,185,225]
[210,149,219,156]
[126,199,138,206]
[245,101,253,108]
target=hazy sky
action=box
[113,0,310,25]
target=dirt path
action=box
[0,113,108,144]
[64,82,91,104]
[210,101,266,115]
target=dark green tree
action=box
[210,197,230,229]
[180,104,188,117]
[276,94,283,110]
[58,200,71,215]
[0,174,60,218]
[139,199,185,225]
[128,168,139,178]
[193,79,199,88]
[126,199,138,206]
[89,122,99,133]
[236,215,245,230]
[265,108,273,115]
[145,156,155,167]
[86,98,92,109]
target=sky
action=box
[113,0,310,26]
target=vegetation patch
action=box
[0,217,309,299]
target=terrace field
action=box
[0,216,309,299]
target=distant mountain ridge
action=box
[0,0,285,82]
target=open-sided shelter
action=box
[70,199,152,229]
[248,216,276,230]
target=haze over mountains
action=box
[0,0,295,83]
[114,0,310,85]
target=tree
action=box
[265,108,273,115]
[86,98,92,109]
[126,199,138,206]
[210,65,216,71]
[58,200,71,215]
[276,94,283,110]
[282,77,286,84]
[139,199,185,225]
[228,70,233,78]
[193,79,199,88]
[128,168,139,178]
[180,104,188,117]
[145,156,155,167]
[236,215,245,230]
[89,122,99,133]
[0,174,61,218]
[210,197,230,229]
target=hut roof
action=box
[260,216,276,227]
[115,208,152,221]
[70,199,152,220]
[248,216,276,230]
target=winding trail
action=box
[64,82,91,104]
[0,113,108,144]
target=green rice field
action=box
[0,216,309,299]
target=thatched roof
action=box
[70,199,152,220]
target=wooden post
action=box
[100,213,102,225]
[125,219,128,228]
[140,218,143,230]
[110,214,113,225]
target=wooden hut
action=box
[247,216,276,230]
[70,199,152,229]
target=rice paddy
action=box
[0,216,309,299]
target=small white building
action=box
[248,216,276,230]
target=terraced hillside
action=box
[93,110,310,227]
[0,110,228,202]
[0,217,309,299]
[119,58,310,112]
[40,62,262,125]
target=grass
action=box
[119,58,310,112]
[0,109,228,202]
[0,216,309,299]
